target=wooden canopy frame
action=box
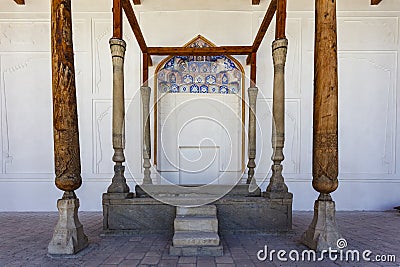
[114,0,287,87]
[113,0,384,87]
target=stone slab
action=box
[173,231,220,247]
[103,197,175,234]
[135,184,261,198]
[177,205,216,217]
[103,195,292,234]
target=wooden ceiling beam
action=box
[371,0,382,5]
[275,0,287,39]
[247,0,277,64]
[13,0,25,5]
[252,0,261,5]
[113,0,123,39]
[147,46,253,56]
[122,0,148,52]
[132,0,141,4]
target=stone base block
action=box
[48,198,89,255]
[169,245,223,256]
[103,192,134,200]
[301,197,342,251]
[103,194,292,234]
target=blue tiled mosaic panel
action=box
[157,38,242,94]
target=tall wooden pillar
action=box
[301,0,342,251]
[48,0,88,255]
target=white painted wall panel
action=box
[0,0,398,211]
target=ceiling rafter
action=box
[147,46,253,56]
[246,0,277,64]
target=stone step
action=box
[174,217,218,232]
[172,231,220,247]
[176,205,217,217]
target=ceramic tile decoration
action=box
[157,37,242,94]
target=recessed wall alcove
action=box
[154,36,246,185]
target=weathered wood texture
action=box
[143,53,149,86]
[313,0,339,194]
[13,0,25,5]
[275,0,287,39]
[113,0,122,39]
[147,46,252,56]
[247,0,277,64]
[51,0,82,192]
[122,0,148,52]
[250,52,257,86]
[371,0,382,5]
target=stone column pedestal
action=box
[48,196,88,255]
[301,194,342,251]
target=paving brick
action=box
[118,259,140,267]
[215,256,234,264]
[178,256,197,264]
[158,259,179,266]
[102,256,124,265]
[140,256,161,265]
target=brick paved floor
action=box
[0,211,398,267]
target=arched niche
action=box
[154,35,245,185]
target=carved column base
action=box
[107,165,130,194]
[48,197,88,255]
[301,194,342,251]
[246,158,256,184]
[264,165,292,199]
[143,158,152,185]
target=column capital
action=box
[109,38,126,58]
[247,86,259,99]
[272,38,288,67]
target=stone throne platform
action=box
[102,184,292,235]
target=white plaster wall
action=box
[0,0,399,211]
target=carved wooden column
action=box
[48,0,88,255]
[265,0,291,199]
[301,0,342,251]
[141,86,152,184]
[107,38,131,195]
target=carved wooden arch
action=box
[153,35,246,170]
